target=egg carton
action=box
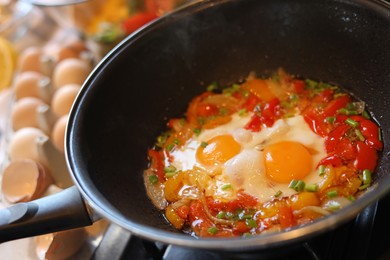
[0,13,109,260]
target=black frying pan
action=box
[1,0,389,253]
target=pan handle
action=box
[0,186,93,243]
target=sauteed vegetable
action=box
[143,69,382,238]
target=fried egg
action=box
[169,113,327,203]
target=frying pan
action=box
[1,0,389,253]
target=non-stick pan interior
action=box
[66,0,390,250]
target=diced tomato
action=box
[233,221,250,235]
[323,95,351,117]
[206,197,225,212]
[317,154,343,168]
[278,206,295,229]
[196,103,219,117]
[148,149,165,182]
[244,114,262,132]
[354,141,378,172]
[292,80,305,94]
[242,93,261,112]
[226,192,258,212]
[122,12,158,35]
[262,98,280,119]
[175,205,190,220]
[315,88,333,103]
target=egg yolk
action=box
[196,135,241,166]
[263,141,312,183]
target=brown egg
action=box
[14,71,50,101]
[57,39,88,62]
[8,127,48,164]
[18,46,43,73]
[51,84,81,116]
[51,115,68,153]
[11,97,47,131]
[52,58,92,88]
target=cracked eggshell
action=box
[34,228,87,260]
[11,97,46,131]
[51,84,80,117]
[52,58,91,89]
[8,127,48,165]
[1,159,53,203]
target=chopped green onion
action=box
[193,128,201,136]
[355,129,365,141]
[242,90,250,98]
[325,201,341,211]
[295,180,305,191]
[242,214,253,220]
[359,184,370,190]
[305,183,318,192]
[318,165,326,176]
[274,190,282,197]
[246,219,257,228]
[347,195,355,201]
[288,179,298,189]
[173,138,180,145]
[243,232,253,238]
[238,109,247,117]
[216,211,226,219]
[207,226,219,235]
[148,175,158,184]
[290,93,299,102]
[326,116,336,124]
[201,141,208,148]
[362,110,371,119]
[327,190,338,198]
[164,165,177,173]
[362,169,372,185]
[219,107,228,116]
[221,184,232,190]
[305,79,318,89]
[164,165,177,177]
[166,143,175,152]
[345,118,359,128]
[338,108,358,116]
[207,82,218,92]
[289,179,305,192]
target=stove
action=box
[91,193,390,260]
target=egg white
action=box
[169,113,327,203]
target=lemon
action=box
[0,36,17,90]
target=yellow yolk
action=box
[196,135,241,166]
[263,141,312,183]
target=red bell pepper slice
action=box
[304,112,327,137]
[317,154,343,168]
[353,141,378,172]
[148,149,166,182]
[323,95,351,117]
[325,123,350,153]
